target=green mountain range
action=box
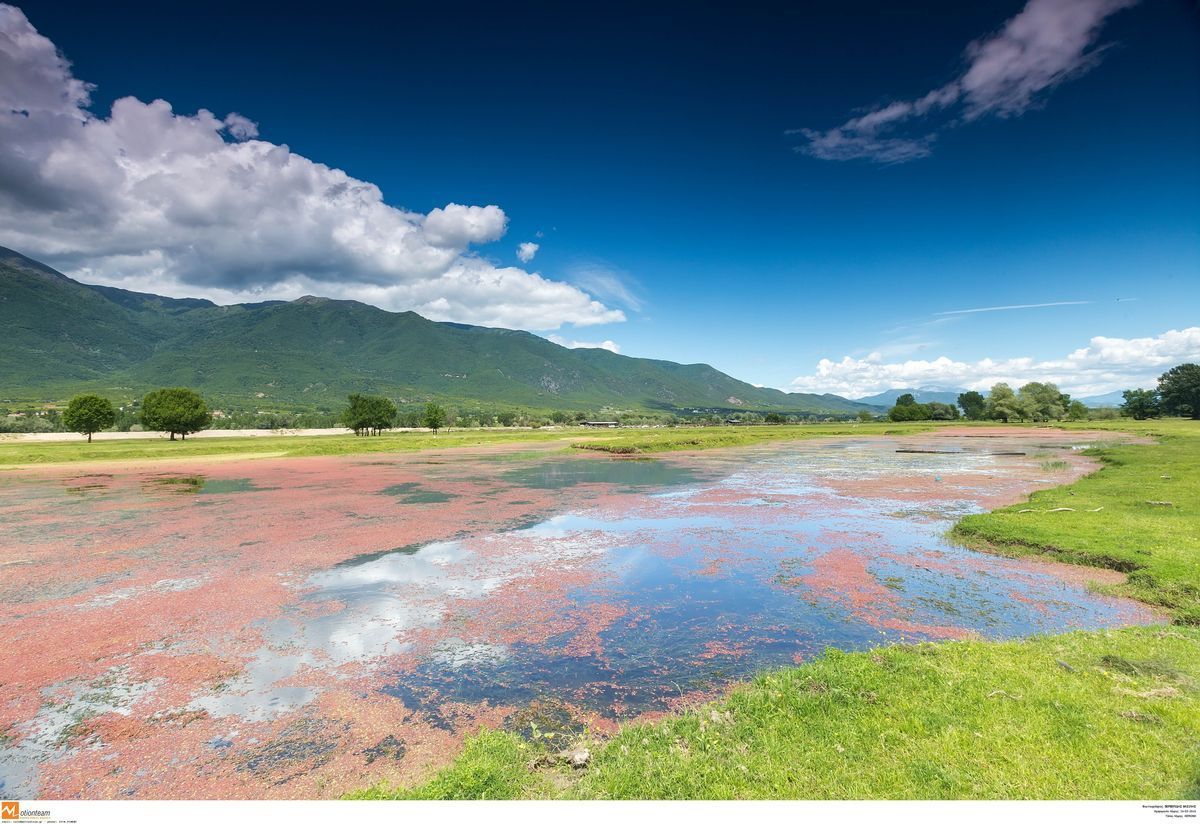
[0,246,879,416]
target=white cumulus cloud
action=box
[0,4,624,331]
[516,241,539,263]
[547,335,621,354]
[795,0,1137,162]
[787,327,1200,397]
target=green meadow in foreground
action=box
[352,419,1200,800]
[351,627,1200,800]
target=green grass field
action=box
[349,418,1200,800]
[0,421,936,466]
[0,428,571,466]
[570,421,937,453]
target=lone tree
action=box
[343,394,397,435]
[1158,363,1200,419]
[957,391,987,421]
[1121,388,1160,421]
[140,388,212,440]
[423,402,447,433]
[63,394,116,442]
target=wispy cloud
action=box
[787,327,1200,397]
[567,261,645,313]
[793,0,1138,163]
[934,300,1093,316]
[861,338,938,359]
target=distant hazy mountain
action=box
[1076,390,1127,408]
[0,246,881,416]
[853,387,970,407]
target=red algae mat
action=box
[0,429,1161,798]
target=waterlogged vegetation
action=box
[352,418,1200,800]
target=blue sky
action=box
[2,0,1198,396]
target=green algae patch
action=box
[198,478,269,495]
[503,456,705,491]
[145,476,271,495]
[146,475,205,492]
[379,482,457,504]
[334,544,423,568]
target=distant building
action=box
[581,420,619,428]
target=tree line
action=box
[886,363,1198,423]
[42,389,543,441]
[38,363,1200,441]
[45,389,453,441]
[1118,364,1200,420]
[343,394,447,435]
[55,387,214,441]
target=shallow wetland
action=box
[0,428,1162,798]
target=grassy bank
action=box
[570,421,936,454]
[954,419,1200,625]
[352,419,1200,800]
[0,421,933,466]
